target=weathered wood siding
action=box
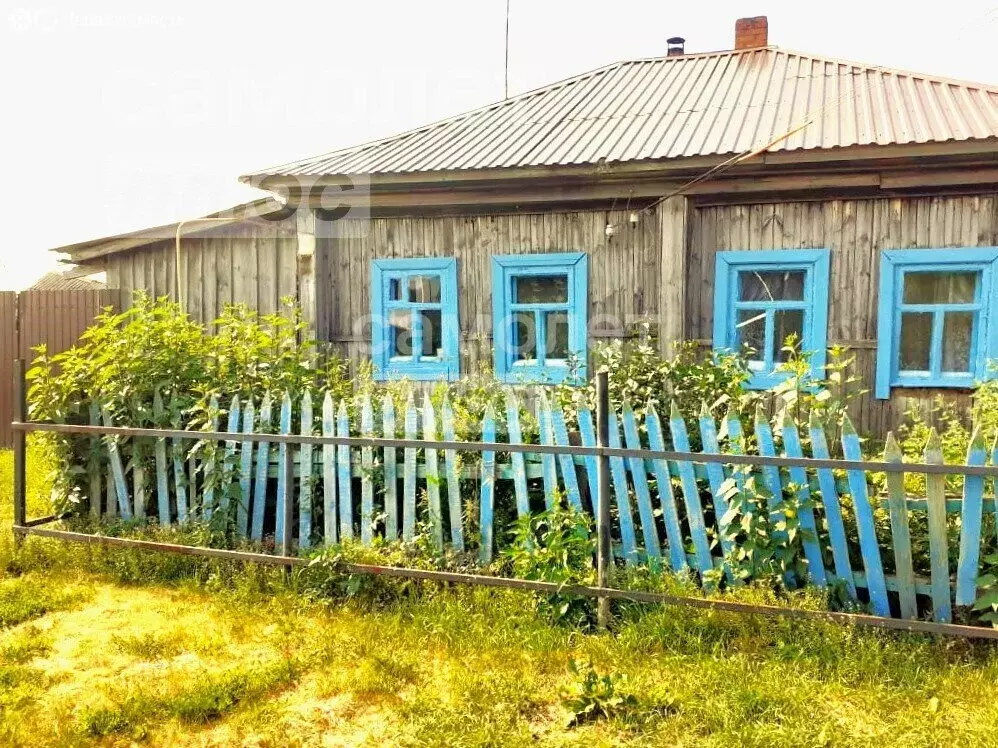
[687,194,998,433]
[105,221,298,326]
[315,209,662,371]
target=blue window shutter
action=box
[712,249,831,390]
[491,252,588,384]
[369,257,460,381]
[874,247,998,399]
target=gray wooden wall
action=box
[104,221,298,327]
[99,192,998,435]
[315,208,662,372]
[687,194,998,434]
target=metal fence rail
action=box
[12,360,998,632]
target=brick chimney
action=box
[734,16,768,49]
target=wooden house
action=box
[54,17,998,434]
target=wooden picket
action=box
[644,405,683,571]
[506,392,530,519]
[549,398,582,511]
[537,398,558,510]
[380,394,396,541]
[441,398,463,549]
[809,412,856,599]
[299,391,314,551]
[422,396,442,551]
[924,429,952,623]
[77,387,998,626]
[607,408,640,565]
[361,395,375,545]
[275,393,292,547]
[842,417,890,618]
[402,396,417,541]
[669,402,713,576]
[778,410,826,587]
[250,394,272,541]
[885,433,917,618]
[955,429,986,607]
[621,402,661,568]
[337,401,353,541]
[322,393,338,545]
[479,405,497,564]
[237,400,255,538]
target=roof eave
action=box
[242,138,998,192]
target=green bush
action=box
[501,504,596,627]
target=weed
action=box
[110,630,185,660]
[561,659,639,727]
[0,575,90,628]
[0,624,51,663]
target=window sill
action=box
[496,366,584,385]
[373,367,459,382]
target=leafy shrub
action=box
[711,467,816,590]
[771,341,867,453]
[502,504,596,626]
[555,328,755,444]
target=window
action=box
[713,249,830,389]
[875,249,998,398]
[492,253,588,383]
[371,258,459,381]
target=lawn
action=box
[5,445,998,746]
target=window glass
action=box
[546,311,569,359]
[902,272,977,304]
[514,275,568,304]
[899,312,932,371]
[408,275,441,303]
[389,309,413,358]
[420,309,442,358]
[739,270,805,301]
[942,311,974,372]
[388,278,403,301]
[735,309,766,360]
[513,312,537,361]
[773,309,804,362]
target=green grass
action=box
[4,445,998,745]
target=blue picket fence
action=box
[86,390,998,624]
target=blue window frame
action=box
[874,248,998,399]
[371,258,459,381]
[713,249,831,389]
[492,253,588,383]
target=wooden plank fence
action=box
[76,389,998,625]
[0,289,119,446]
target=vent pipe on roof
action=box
[666,36,685,56]
[735,16,768,49]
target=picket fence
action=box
[83,389,998,624]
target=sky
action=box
[2,0,997,289]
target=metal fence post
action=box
[13,359,26,546]
[595,370,611,628]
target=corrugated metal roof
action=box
[246,47,998,179]
[31,272,107,291]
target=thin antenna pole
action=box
[504,0,510,99]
